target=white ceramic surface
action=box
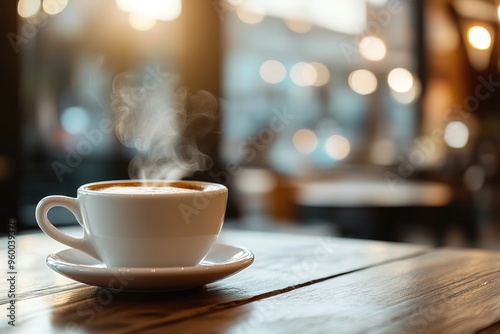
[36,180,228,267]
[46,243,254,291]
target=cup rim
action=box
[78,180,227,196]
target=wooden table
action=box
[294,179,453,208]
[1,227,500,333]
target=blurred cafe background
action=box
[1,0,500,249]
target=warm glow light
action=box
[348,69,377,95]
[290,62,317,87]
[42,0,68,15]
[325,135,350,160]
[285,17,312,33]
[117,0,181,21]
[444,121,469,148]
[391,78,421,104]
[260,60,286,84]
[498,6,500,21]
[310,62,330,86]
[293,129,318,154]
[428,11,460,53]
[359,36,386,61]
[236,3,265,25]
[18,0,41,18]
[468,26,492,50]
[388,68,414,93]
[128,14,157,31]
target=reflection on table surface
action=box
[1,227,500,333]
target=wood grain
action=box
[164,248,500,334]
[0,228,429,333]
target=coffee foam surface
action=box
[97,186,197,194]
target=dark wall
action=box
[0,2,19,234]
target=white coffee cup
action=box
[35,180,228,268]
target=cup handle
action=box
[35,195,102,261]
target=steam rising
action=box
[111,69,218,180]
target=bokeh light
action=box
[61,106,90,135]
[290,62,317,87]
[293,129,318,154]
[348,69,377,95]
[325,135,350,160]
[391,78,421,104]
[387,68,414,93]
[260,60,286,84]
[310,62,330,87]
[468,26,491,50]
[359,36,386,61]
[42,0,68,16]
[18,0,41,18]
[444,121,469,148]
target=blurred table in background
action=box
[293,178,477,245]
[295,179,452,207]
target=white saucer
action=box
[46,244,254,291]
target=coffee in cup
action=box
[35,180,228,268]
